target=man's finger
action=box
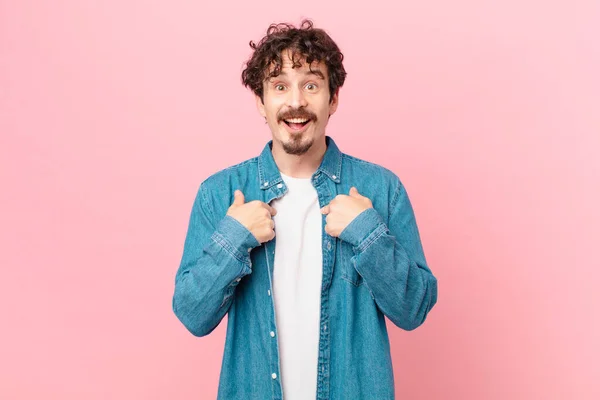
[321,205,329,214]
[263,202,277,216]
[349,187,361,197]
[233,190,245,205]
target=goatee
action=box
[282,135,313,155]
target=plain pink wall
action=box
[1,1,598,399]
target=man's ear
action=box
[329,89,340,116]
[255,94,266,119]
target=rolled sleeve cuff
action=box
[338,207,387,249]
[212,215,261,263]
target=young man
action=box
[172,20,438,400]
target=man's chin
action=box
[282,136,314,156]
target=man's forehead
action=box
[266,54,327,79]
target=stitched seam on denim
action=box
[335,147,342,178]
[356,223,388,253]
[218,157,257,173]
[261,176,285,190]
[341,274,364,287]
[362,279,376,300]
[390,178,403,215]
[201,158,258,189]
[342,153,397,173]
[340,241,362,286]
[341,153,382,168]
[199,183,216,228]
[219,291,234,308]
[211,231,248,264]
[211,232,250,287]
[210,232,250,309]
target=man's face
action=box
[256,49,339,156]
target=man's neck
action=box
[271,136,327,179]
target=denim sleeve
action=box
[172,183,260,337]
[338,178,438,331]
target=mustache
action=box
[277,108,317,122]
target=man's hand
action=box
[320,187,373,238]
[226,190,277,244]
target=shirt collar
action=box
[258,135,343,190]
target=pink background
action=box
[1,1,599,399]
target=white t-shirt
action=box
[270,171,323,400]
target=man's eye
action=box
[306,83,317,90]
[275,85,285,91]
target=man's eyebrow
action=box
[270,68,325,80]
[307,69,325,79]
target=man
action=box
[172,19,438,400]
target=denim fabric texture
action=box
[172,136,438,399]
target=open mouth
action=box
[283,118,311,131]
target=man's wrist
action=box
[338,207,385,248]
[212,215,261,262]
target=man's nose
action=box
[287,86,308,108]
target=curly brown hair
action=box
[241,19,347,104]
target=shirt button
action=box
[270,331,275,337]
[236,278,241,282]
[264,181,269,187]
[277,183,283,189]
[327,241,332,250]
[272,373,277,379]
[267,289,271,296]
[332,175,337,179]
[247,248,252,253]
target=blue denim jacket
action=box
[172,136,438,399]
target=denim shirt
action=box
[172,136,438,400]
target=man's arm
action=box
[338,178,438,331]
[172,183,260,337]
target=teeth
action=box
[285,118,309,123]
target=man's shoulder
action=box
[340,152,410,211]
[199,156,259,189]
[341,152,401,185]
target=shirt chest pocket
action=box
[338,240,365,287]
